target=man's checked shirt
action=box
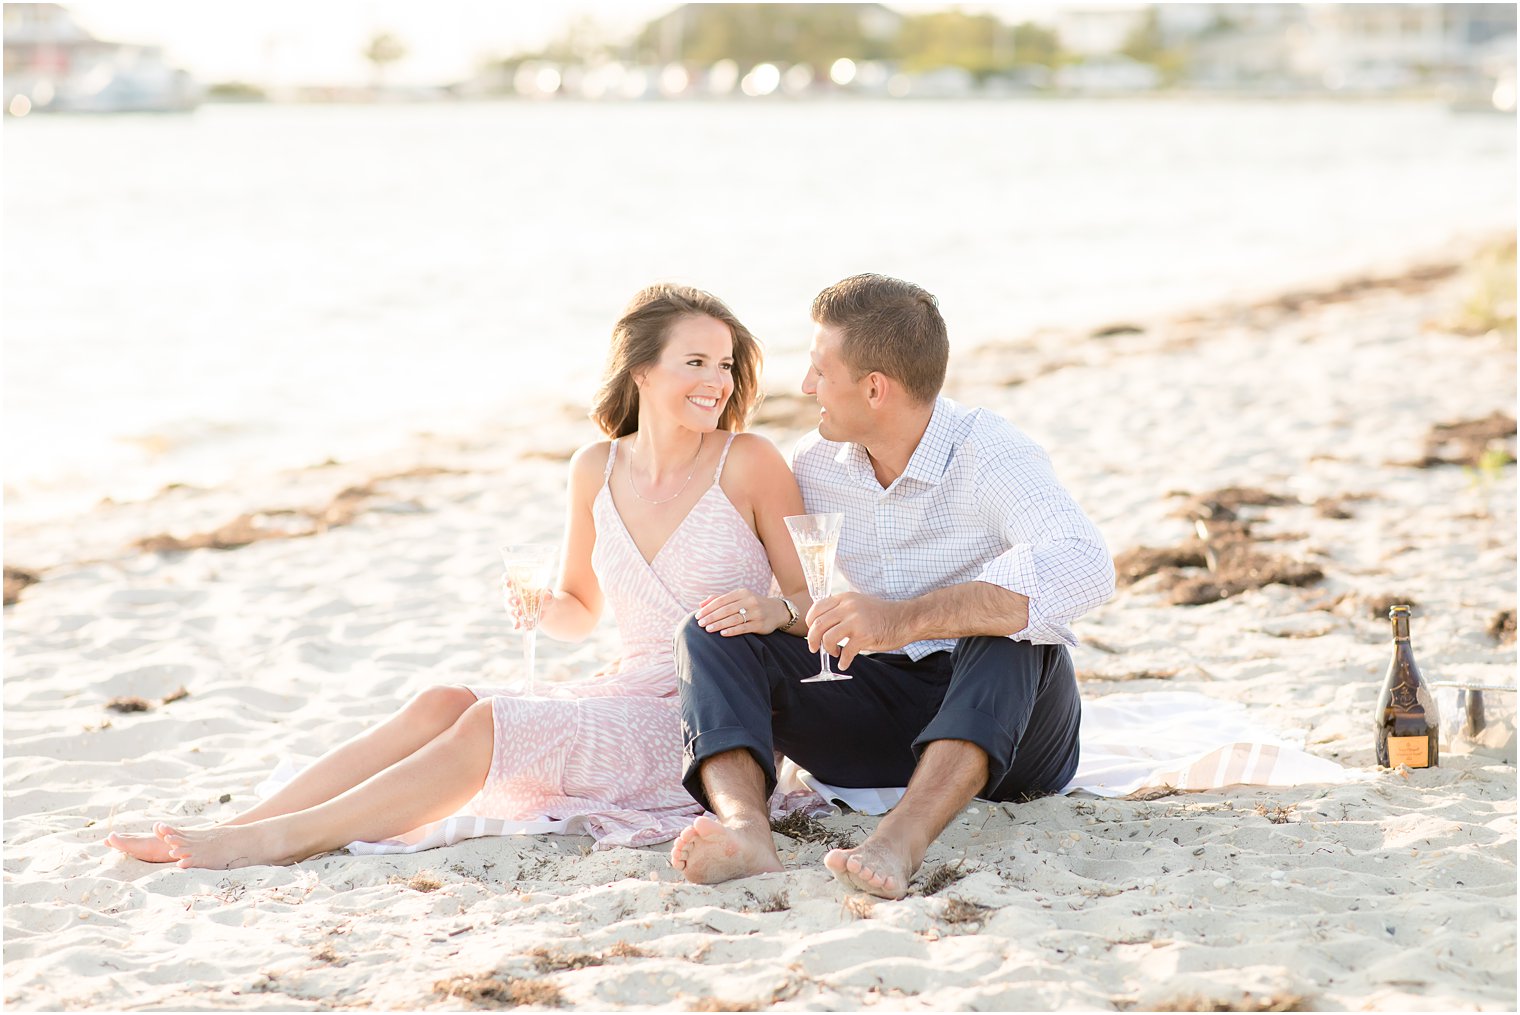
[791,396,1115,659]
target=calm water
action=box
[4,99,1514,522]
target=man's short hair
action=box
[811,274,948,404]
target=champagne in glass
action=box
[784,512,848,683]
[500,543,557,695]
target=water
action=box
[4,99,1513,523]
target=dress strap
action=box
[603,439,619,482]
[713,432,737,482]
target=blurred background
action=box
[4,2,1516,524]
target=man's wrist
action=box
[888,597,920,645]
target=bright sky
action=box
[65,2,1070,87]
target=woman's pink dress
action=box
[347,433,775,853]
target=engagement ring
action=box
[738,608,748,618]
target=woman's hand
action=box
[695,590,786,637]
[501,575,554,632]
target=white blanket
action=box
[788,690,1367,814]
[258,690,1365,853]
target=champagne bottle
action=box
[1373,605,1440,768]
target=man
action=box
[670,273,1115,899]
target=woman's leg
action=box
[106,685,479,862]
[155,697,497,870]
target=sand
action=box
[4,246,1515,1011]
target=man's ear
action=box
[863,371,893,409]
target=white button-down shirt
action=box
[791,396,1115,659]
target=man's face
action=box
[801,322,872,443]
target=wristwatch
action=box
[778,596,800,632]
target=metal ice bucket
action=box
[1431,681,1517,765]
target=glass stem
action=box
[819,647,831,676]
[523,629,537,694]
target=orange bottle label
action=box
[1387,735,1430,768]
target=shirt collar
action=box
[833,439,877,487]
[897,396,960,487]
[831,395,961,490]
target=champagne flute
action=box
[500,543,557,695]
[784,512,849,683]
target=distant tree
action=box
[898,11,1008,77]
[206,81,267,102]
[1009,22,1061,68]
[539,14,614,64]
[897,13,1065,78]
[1119,9,1186,84]
[363,31,407,87]
[633,4,892,68]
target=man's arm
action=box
[962,422,1115,644]
[807,426,1114,668]
[806,581,1028,670]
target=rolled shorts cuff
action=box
[911,707,1017,796]
[682,725,778,812]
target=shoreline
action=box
[3,242,1515,1011]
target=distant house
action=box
[3,3,198,114]
[1299,3,1517,88]
[1053,6,1151,57]
[1057,2,1516,93]
[1170,4,1310,88]
[1055,54,1161,93]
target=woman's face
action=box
[636,314,736,432]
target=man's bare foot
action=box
[154,821,304,870]
[105,831,178,863]
[669,815,782,884]
[824,835,919,900]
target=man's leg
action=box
[825,638,1080,899]
[823,738,986,898]
[671,617,942,883]
[670,615,824,882]
[669,747,783,883]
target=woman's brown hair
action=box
[590,284,763,438]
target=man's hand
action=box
[807,582,1032,669]
[806,593,914,670]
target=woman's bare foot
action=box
[669,815,782,884]
[105,831,177,863]
[155,821,305,870]
[823,835,919,900]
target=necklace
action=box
[627,432,704,505]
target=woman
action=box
[106,284,811,870]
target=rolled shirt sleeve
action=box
[972,445,1117,646]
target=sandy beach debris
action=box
[134,466,465,554]
[1408,411,1517,469]
[3,564,41,605]
[1114,486,1326,606]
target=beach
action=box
[3,242,1516,1011]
